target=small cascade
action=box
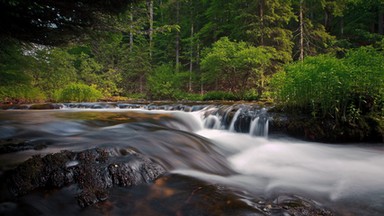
[229,108,242,132]
[249,108,269,137]
[264,120,269,137]
[2,102,270,137]
[249,117,259,136]
[204,115,221,129]
[249,116,269,137]
[201,105,270,138]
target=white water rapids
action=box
[181,110,384,215]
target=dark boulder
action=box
[6,148,166,207]
[269,112,384,143]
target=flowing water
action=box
[0,103,383,215]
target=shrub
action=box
[147,64,188,100]
[0,85,46,103]
[242,89,260,101]
[203,91,238,101]
[201,37,275,94]
[270,47,384,122]
[176,93,203,101]
[55,83,102,102]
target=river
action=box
[0,103,383,215]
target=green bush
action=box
[203,91,238,101]
[201,37,275,94]
[147,64,188,100]
[176,93,203,101]
[0,85,46,103]
[125,93,146,100]
[270,47,384,122]
[55,83,102,102]
[242,89,260,101]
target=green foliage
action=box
[120,37,151,95]
[0,85,45,103]
[203,91,238,101]
[0,39,46,103]
[125,93,146,100]
[271,46,384,122]
[32,47,77,98]
[55,83,102,102]
[2,0,384,104]
[202,89,259,101]
[147,64,188,100]
[201,37,275,94]
[236,0,295,63]
[178,93,203,101]
[242,89,260,101]
[0,39,33,86]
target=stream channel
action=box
[0,103,383,215]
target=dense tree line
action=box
[1,0,384,102]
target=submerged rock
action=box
[6,148,166,207]
[269,194,334,216]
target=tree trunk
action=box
[129,3,134,52]
[259,0,265,46]
[146,0,153,59]
[324,11,329,31]
[197,43,203,95]
[175,0,180,72]
[299,0,304,61]
[189,23,194,92]
[340,16,344,36]
[379,11,384,35]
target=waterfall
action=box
[249,117,259,136]
[204,115,221,129]
[201,105,269,138]
[11,102,270,138]
[247,107,268,137]
[229,108,242,132]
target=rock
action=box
[29,103,63,109]
[269,112,384,143]
[270,194,334,216]
[8,151,76,195]
[6,148,166,207]
[0,139,50,154]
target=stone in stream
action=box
[5,147,166,208]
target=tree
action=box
[0,0,136,45]
[0,38,45,102]
[147,0,154,58]
[292,0,336,60]
[201,37,274,95]
[147,64,187,99]
[121,36,152,95]
[32,47,77,98]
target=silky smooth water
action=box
[0,108,383,215]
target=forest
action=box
[1,0,384,113]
